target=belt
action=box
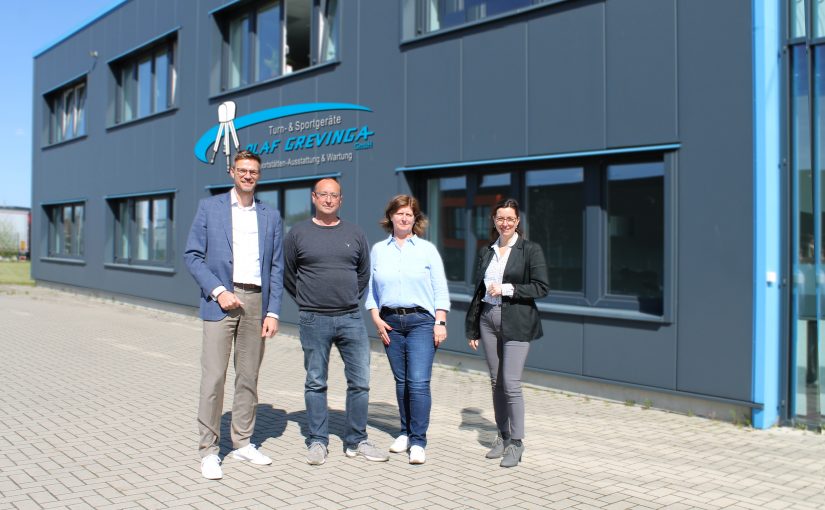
[380,306,430,317]
[234,282,262,292]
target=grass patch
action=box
[0,261,33,286]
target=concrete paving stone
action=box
[11,501,42,510]
[66,503,95,510]
[2,287,825,510]
[602,503,641,510]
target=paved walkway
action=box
[0,286,823,510]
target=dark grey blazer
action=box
[465,236,549,341]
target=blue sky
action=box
[1,0,118,208]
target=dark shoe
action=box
[500,442,524,468]
[485,434,510,459]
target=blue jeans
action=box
[299,311,371,449]
[383,311,436,448]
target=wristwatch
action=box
[435,320,447,326]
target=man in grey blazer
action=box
[184,150,284,480]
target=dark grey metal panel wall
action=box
[675,0,754,400]
[462,22,527,161]
[527,1,606,153]
[404,41,461,166]
[605,0,678,147]
[32,0,757,404]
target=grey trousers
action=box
[479,303,531,440]
[198,288,265,458]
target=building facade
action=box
[32,0,821,429]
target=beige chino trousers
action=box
[198,287,265,458]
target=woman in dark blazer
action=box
[465,198,549,468]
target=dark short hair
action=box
[380,194,428,237]
[489,198,523,239]
[233,150,261,166]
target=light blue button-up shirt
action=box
[365,235,451,317]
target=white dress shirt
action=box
[482,233,518,305]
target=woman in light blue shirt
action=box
[366,194,450,465]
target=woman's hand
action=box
[374,318,393,346]
[486,282,502,297]
[468,338,479,351]
[434,324,447,347]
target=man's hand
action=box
[262,317,279,338]
[217,291,244,311]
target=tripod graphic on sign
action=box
[208,101,240,173]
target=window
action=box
[421,156,668,315]
[403,0,549,39]
[111,195,173,265]
[46,81,86,144]
[214,183,313,234]
[45,202,84,258]
[218,0,339,91]
[787,0,825,425]
[114,37,176,123]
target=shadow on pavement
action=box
[459,407,497,447]
[219,400,400,456]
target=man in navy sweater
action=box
[284,177,388,465]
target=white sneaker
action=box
[201,454,222,480]
[409,445,426,465]
[389,435,409,453]
[231,443,272,465]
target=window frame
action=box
[412,151,675,320]
[401,0,566,42]
[109,193,175,267]
[109,32,178,125]
[214,0,341,93]
[207,176,325,233]
[44,80,87,145]
[43,201,85,260]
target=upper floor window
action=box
[403,0,549,39]
[45,202,84,259]
[218,0,339,91]
[46,81,86,144]
[113,37,177,124]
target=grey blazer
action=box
[465,236,549,341]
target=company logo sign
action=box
[194,102,374,169]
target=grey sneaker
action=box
[485,434,510,459]
[345,440,389,462]
[500,441,524,468]
[306,442,327,465]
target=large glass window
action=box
[114,38,177,124]
[428,176,468,282]
[421,156,667,315]
[527,168,583,293]
[212,183,313,234]
[46,81,86,144]
[606,163,664,304]
[45,202,84,258]
[112,195,173,265]
[219,0,339,91]
[404,0,547,39]
[788,1,825,426]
